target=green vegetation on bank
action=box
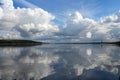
[0,39,44,47]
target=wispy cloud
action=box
[76,0,102,19]
[14,0,38,8]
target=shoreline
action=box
[0,39,119,47]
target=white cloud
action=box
[100,11,120,23]
[0,0,14,9]
[55,11,120,42]
[0,30,21,39]
[0,0,59,39]
[0,7,3,19]
[86,32,92,38]
[0,0,120,42]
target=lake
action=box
[0,44,120,80]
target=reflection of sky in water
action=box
[0,44,120,80]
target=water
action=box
[0,44,120,80]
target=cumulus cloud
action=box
[0,0,59,39]
[55,11,120,42]
[0,0,120,42]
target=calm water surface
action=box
[0,44,120,80]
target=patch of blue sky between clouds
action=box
[17,0,120,20]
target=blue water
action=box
[0,44,120,80]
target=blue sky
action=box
[14,0,120,20]
[0,0,120,42]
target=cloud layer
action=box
[0,0,120,42]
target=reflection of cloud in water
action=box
[0,44,119,79]
[0,46,59,80]
[0,47,21,57]
[86,48,92,56]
